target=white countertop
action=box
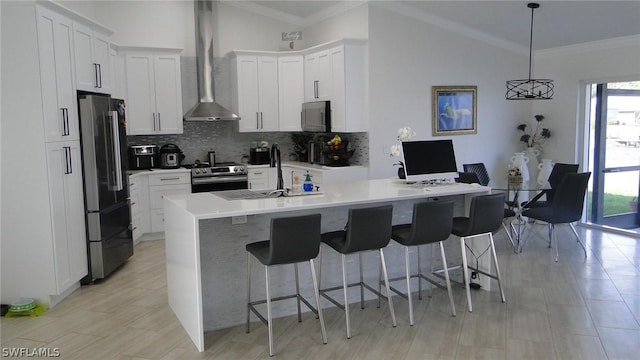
[127,167,190,176]
[246,161,366,171]
[164,178,489,220]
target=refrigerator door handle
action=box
[110,110,124,191]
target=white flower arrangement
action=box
[390,126,416,157]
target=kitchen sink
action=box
[214,189,322,200]
[214,189,284,200]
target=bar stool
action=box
[390,200,456,325]
[319,205,396,339]
[452,193,506,312]
[246,214,327,356]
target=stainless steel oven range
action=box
[186,162,248,192]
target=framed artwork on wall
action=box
[432,85,477,136]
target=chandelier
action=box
[506,3,554,100]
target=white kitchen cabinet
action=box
[128,173,150,243]
[304,49,331,102]
[304,40,368,132]
[148,172,191,233]
[278,55,304,132]
[46,140,88,293]
[36,7,79,143]
[248,167,274,190]
[231,53,279,132]
[73,21,112,93]
[125,51,183,135]
[109,46,127,99]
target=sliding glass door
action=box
[586,81,640,230]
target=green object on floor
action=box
[5,299,47,317]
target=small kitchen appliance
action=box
[307,140,326,165]
[249,147,270,165]
[208,151,216,166]
[128,145,158,170]
[159,143,184,168]
[302,100,331,132]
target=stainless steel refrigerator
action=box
[78,92,133,282]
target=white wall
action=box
[302,3,368,47]
[366,4,530,182]
[534,36,640,165]
[215,2,303,55]
[59,0,195,54]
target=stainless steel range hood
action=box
[183,0,240,121]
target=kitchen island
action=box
[163,178,491,351]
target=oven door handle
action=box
[191,175,248,184]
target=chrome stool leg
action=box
[341,254,351,339]
[488,233,506,303]
[379,248,397,327]
[417,246,423,300]
[295,263,301,322]
[309,259,327,344]
[460,237,473,312]
[265,266,274,356]
[439,240,456,316]
[246,252,251,333]
[405,246,414,325]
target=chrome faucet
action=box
[270,144,284,190]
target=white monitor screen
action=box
[401,140,458,182]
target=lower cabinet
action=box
[247,168,274,190]
[128,173,149,242]
[128,170,191,238]
[46,141,88,293]
[149,178,191,232]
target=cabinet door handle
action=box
[260,112,263,129]
[64,146,72,174]
[256,112,259,129]
[61,108,69,136]
[93,63,99,88]
[157,113,161,131]
[314,80,319,98]
[97,63,102,88]
[152,113,157,131]
[160,177,181,181]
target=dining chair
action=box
[522,163,579,209]
[522,172,591,262]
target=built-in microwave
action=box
[302,100,331,132]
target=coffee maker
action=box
[307,140,326,165]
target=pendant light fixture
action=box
[506,3,554,100]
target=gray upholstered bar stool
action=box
[318,204,396,339]
[452,193,506,312]
[390,200,456,325]
[246,214,327,356]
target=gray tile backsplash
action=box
[126,56,368,166]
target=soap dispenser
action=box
[303,171,314,192]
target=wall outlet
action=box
[231,215,247,224]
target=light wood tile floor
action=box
[2,225,639,359]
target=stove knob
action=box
[194,169,200,174]
[202,168,207,174]
[238,166,245,172]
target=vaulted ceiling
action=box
[223,1,640,51]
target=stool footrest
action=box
[466,265,500,282]
[248,293,319,327]
[319,280,392,311]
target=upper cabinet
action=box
[278,55,304,132]
[304,49,331,102]
[124,49,183,135]
[73,21,112,94]
[304,40,368,132]
[36,6,79,142]
[230,53,280,132]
